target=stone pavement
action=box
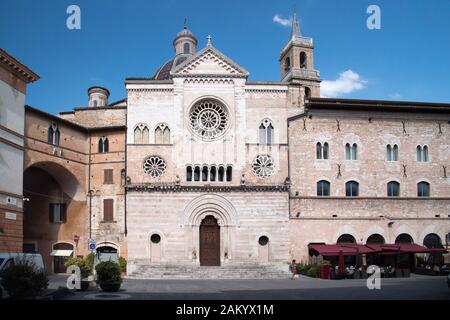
[45,274,450,300]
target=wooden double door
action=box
[199,215,220,266]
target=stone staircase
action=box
[126,262,290,279]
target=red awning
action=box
[308,244,378,256]
[366,243,442,254]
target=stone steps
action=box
[127,263,290,279]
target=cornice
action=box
[126,183,290,193]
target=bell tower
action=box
[279,11,321,98]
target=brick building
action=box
[16,14,450,275]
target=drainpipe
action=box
[88,134,92,239]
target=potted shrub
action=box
[307,266,318,278]
[64,257,91,291]
[95,261,122,292]
[118,256,127,277]
[0,257,48,299]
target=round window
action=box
[258,236,269,246]
[252,155,275,178]
[189,99,230,141]
[143,156,167,178]
[151,234,161,244]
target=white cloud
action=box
[321,70,367,98]
[389,93,402,100]
[273,14,292,27]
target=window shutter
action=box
[103,199,114,222]
[104,169,113,184]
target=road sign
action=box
[88,238,96,252]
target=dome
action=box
[151,54,190,80]
[173,26,198,46]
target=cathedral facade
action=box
[12,15,450,276]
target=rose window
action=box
[252,155,275,178]
[143,156,166,178]
[189,99,229,141]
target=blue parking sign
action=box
[88,239,96,252]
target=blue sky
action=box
[1,0,450,114]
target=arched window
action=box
[387,144,398,161]
[345,143,357,160]
[194,166,200,182]
[183,42,190,54]
[317,180,330,196]
[284,57,291,71]
[186,166,192,181]
[423,233,443,249]
[304,87,311,99]
[337,234,356,244]
[387,181,400,197]
[218,166,225,182]
[346,181,359,197]
[417,145,429,162]
[98,137,109,153]
[395,233,413,244]
[48,123,60,146]
[300,52,307,69]
[202,166,208,182]
[226,166,232,182]
[316,142,329,160]
[155,123,170,144]
[259,119,273,145]
[366,234,385,244]
[417,181,430,197]
[210,166,216,182]
[134,123,149,144]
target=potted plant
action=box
[95,261,122,292]
[319,260,332,279]
[0,257,48,299]
[306,266,318,278]
[64,257,91,291]
[118,256,127,277]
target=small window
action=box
[284,57,291,71]
[186,166,192,182]
[259,119,274,145]
[210,166,217,182]
[48,123,60,146]
[317,180,330,196]
[49,203,66,223]
[417,145,429,162]
[103,199,114,222]
[104,169,114,184]
[218,167,225,182]
[417,181,430,197]
[134,123,149,144]
[194,166,200,182]
[226,166,232,182]
[300,52,307,69]
[155,123,170,144]
[98,137,109,153]
[346,181,359,197]
[387,145,398,161]
[202,166,208,182]
[316,142,329,160]
[304,87,311,99]
[387,181,400,197]
[345,143,357,160]
[151,234,161,244]
[183,42,190,54]
[258,236,269,246]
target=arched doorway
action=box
[200,215,220,266]
[395,233,413,244]
[51,242,73,273]
[423,233,444,266]
[337,234,356,244]
[366,234,385,244]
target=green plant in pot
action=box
[64,257,92,291]
[118,256,127,276]
[95,261,122,292]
